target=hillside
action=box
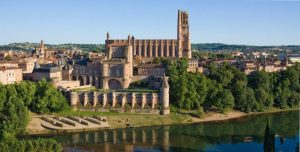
[192,43,300,52]
[0,42,299,53]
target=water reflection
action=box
[29,111,299,152]
[263,122,275,152]
[62,126,171,152]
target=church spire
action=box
[106,32,110,40]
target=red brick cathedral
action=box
[105,10,191,59]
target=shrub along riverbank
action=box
[0,79,68,152]
[0,139,62,152]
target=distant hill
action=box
[0,43,105,52]
[0,42,299,53]
[191,43,300,52]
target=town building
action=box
[0,61,19,68]
[288,54,300,63]
[32,40,46,58]
[187,59,203,73]
[0,66,23,85]
[32,66,62,82]
[18,58,37,80]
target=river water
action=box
[31,110,299,152]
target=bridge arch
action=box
[108,79,122,89]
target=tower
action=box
[123,45,133,88]
[37,40,45,58]
[40,40,44,51]
[105,32,110,57]
[177,10,191,59]
[106,32,110,40]
[161,75,170,115]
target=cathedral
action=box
[67,10,191,114]
[71,10,191,90]
[105,10,191,59]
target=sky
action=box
[0,0,299,45]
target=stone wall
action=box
[135,65,165,76]
[69,91,162,114]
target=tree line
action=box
[0,79,68,151]
[165,58,300,113]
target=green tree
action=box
[282,65,300,92]
[193,74,209,108]
[288,92,300,108]
[30,79,69,113]
[230,66,248,87]
[0,82,64,151]
[212,89,235,113]
[167,58,189,109]
[207,63,234,87]
[255,88,273,111]
[16,81,36,106]
[232,85,258,113]
[204,81,221,107]
[4,55,12,61]
[247,71,275,111]
[274,79,291,109]
[273,64,300,109]
[0,85,28,140]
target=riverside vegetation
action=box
[0,79,68,152]
[155,58,300,115]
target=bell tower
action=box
[177,10,191,59]
[39,40,45,58]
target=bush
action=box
[170,105,179,113]
[30,79,69,113]
[0,138,62,152]
[0,84,29,140]
[196,107,204,118]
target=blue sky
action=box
[0,0,299,45]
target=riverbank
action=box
[25,108,299,135]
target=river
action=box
[29,110,299,152]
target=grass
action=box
[71,86,97,92]
[58,110,137,116]
[250,106,300,114]
[57,110,193,129]
[54,107,299,130]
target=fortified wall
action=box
[69,91,161,114]
[68,75,170,115]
